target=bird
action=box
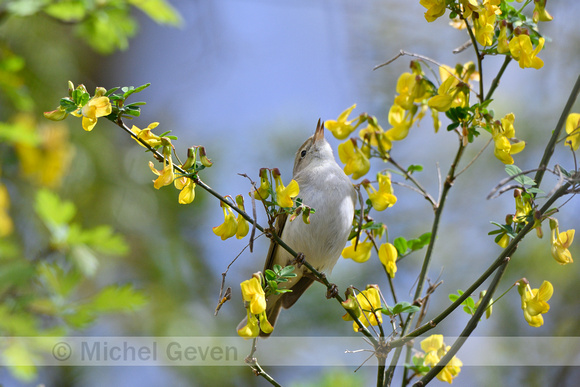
[240,120,357,336]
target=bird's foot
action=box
[293,252,306,268]
[326,283,339,299]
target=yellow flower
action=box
[338,139,370,180]
[378,243,398,278]
[565,113,580,151]
[80,96,112,131]
[497,21,510,54]
[359,122,392,153]
[14,115,73,188]
[235,195,249,239]
[342,285,382,332]
[342,239,373,263]
[212,203,238,240]
[385,104,415,141]
[362,173,397,211]
[240,276,266,314]
[550,221,574,265]
[496,233,510,248]
[517,279,553,327]
[131,122,163,148]
[533,0,553,23]
[394,72,430,110]
[419,0,446,22]
[509,35,545,69]
[43,106,68,121]
[492,113,525,164]
[473,9,496,47]
[251,168,271,201]
[421,334,444,366]
[149,155,175,190]
[273,168,299,208]
[326,104,359,140]
[437,353,463,384]
[237,312,260,339]
[237,275,273,338]
[513,189,532,223]
[174,176,196,204]
[420,335,462,384]
[428,75,461,113]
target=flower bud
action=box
[301,207,312,224]
[549,218,558,230]
[43,106,68,121]
[94,87,107,97]
[199,146,213,167]
[505,214,513,225]
[341,294,362,320]
[235,194,245,211]
[68,80,75,97]
[182,147,196,170]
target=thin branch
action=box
[487,167,548,199]
[387,156,437,208]
[373,50,478,95]
[414,257,510,386]
[455,137,492,178]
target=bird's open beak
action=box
[314,119,325,143]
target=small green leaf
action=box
[407,164,423,174]
[90,284,147,312]
[105,87,120,96]
[35,189,76,227]
[393,237,408,255]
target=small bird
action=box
[240,120,357,336]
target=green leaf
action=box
[406,232,432,251]
[128,0,182,26]
[35,189,76,227]
[44,1,87,22]
[63,305,97,329]
[37,263,81,298]
[90,284,147,313]
[105,87,120,96]
[446,122,460,131]
[77,9,138,54]
[393,237,408,255]
[407,164,423,174]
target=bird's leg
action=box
[292,252,306,268]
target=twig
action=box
[455,137,492,178]
[373,50,478,95]
[487,167,548,199]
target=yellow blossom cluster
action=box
[237,275,273,338]
[419,0,551,69]
[517,279,553,327]
[212,197,249,241]
[342,285,383,332]
[418,334,463,384]
[492,113,526,165]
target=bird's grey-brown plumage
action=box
[239,121,356,336]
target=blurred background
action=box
[0,0,579,386]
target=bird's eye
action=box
[300,150,307,158]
